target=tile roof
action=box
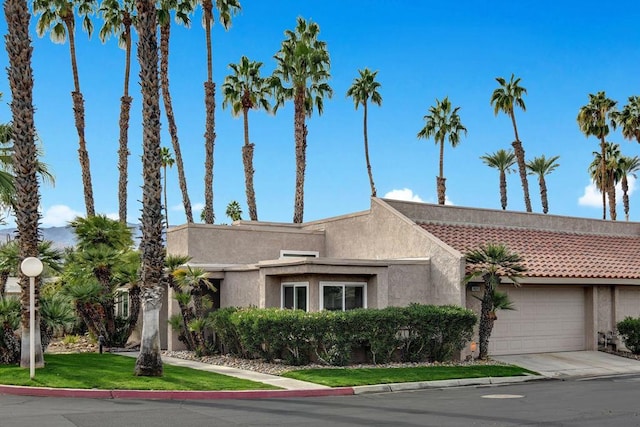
[419,222,640,280]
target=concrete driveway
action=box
[493,351,640,378]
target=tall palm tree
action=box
[200,0,240,225]
[618,155,640,221]
[490,74,532,212]
[616,96,640,143]
[526,155,560,214]
[589,142,621,221]
[480,149,516,210]
[346,68,382,197]
[463,243,527,360]
[271,17,333,224]
[160,146,174,229]
[4,0,44,367]
[99,0,135,224]
[158,0,194,224]
[135,0,164,377]
[222,56,271,221]
[417,97,467,205]
[33,0,97,217]
[577,91,618,220]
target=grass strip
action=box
[282,365,537,387]
[0,353,279,391]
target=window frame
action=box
[319,281,367,311]
[279,250,319,259]
[281,281,309,311]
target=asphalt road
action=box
[2,375,640,426]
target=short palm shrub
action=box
[617,317,640,354]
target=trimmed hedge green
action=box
[617,316,640,354]
[209,304,477,366]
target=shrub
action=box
[617,317,640,354]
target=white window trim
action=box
[319,281,367,311]
[279,250,319,259]
[281,281,309,311]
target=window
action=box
[281,282,308,311]
[320,282,366,311]
[279,250,319,259]
[115,289,129,318]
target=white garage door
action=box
[489,286,586,355]
[618,288,640,319]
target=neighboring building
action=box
[166,198,640,356]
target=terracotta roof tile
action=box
[419,222,640,280]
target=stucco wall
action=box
[221,269,261,308]
[597,286,613,334]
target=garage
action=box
[489,286,586,356]
[618,287,640,319]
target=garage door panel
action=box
[489,286,585,355]
[619,288,640,319]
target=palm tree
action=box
[135,0,164,377]
[589,142,621,221]
[616,96,640,143]
[200,0,240,225]
[222,56,271,221]
[577,91,618,220]
[158,0,194,224]
[346,68,382,197]
[463,243,527,360]
[4,0,45,368]
[271,17,333,224]
[160,146,174,229]
[490,74,532,213]
[480,149,516,210]
[417,97,467,205]
[0,240,63,298]
[618,155,640,221]
[526,155,560,214]
[225,200,242,221]
[33,0,97,217]
[99,0,135,224]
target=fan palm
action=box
[347,68,382,197]
[463,243,527,360]
[589,142,621,221]
[616,96,640,143]
[577,91,618,220]
[480,149,516,210]
[618,155,640,221]
[417,97,467,205]
[98,0,135,224]
[200,0,240,224]
[33,0,97,217]
[222,56,271,221]
[225,200,242,221]
[490,74,532,212]
[271,17,333,223]
[158,0,194,223]
[526,155,560,214]
[135,0,164,376]
[160,146,174,229]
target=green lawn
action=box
[282,365,537,387]
[0,353,279,391]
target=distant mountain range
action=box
[0,224,144,249]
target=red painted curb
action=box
[0,384,354,400]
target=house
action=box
[165,197,640,356]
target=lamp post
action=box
[20,257,43,380]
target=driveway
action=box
[493,351,640,378]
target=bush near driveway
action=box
[209,304,477,366]
[617,317,640,354]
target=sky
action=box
[1,0,640,228]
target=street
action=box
[1,375,640,426]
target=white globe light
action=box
[21,257,43,277]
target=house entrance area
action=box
[489,286,586,356]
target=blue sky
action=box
[1,0,640,227]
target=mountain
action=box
[0,224,144,249]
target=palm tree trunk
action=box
[599,139,607,220]
[117,27,133,224]
[202,5,215,224]
[607,176,617,221]
[135,0,164,377]
[478,286,495,360]
[499,170,507,210]
[242,107,258,221]
[363,102,376,197]
[622,176,630,221]
[163,164,169,227]
[160,21,193,223]
[0,271,9,298]
[5,0,45,369]
[510,112,532,213]
[539,176,549,214]
[437,140,446,205]
[293,86,307,223]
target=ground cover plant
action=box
[0,353,278,391]
[282,365,536,387]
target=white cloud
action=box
[41,205,83,227]
[106,212,119,221]
[578,175,637,208]
[171,202,204,213]
[383,188,425,203]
